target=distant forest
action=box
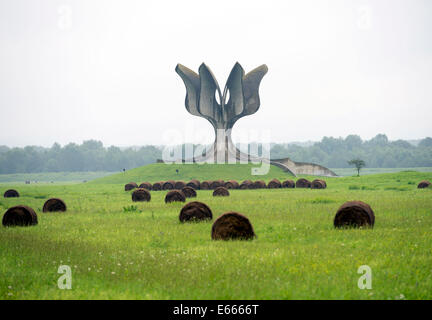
[270,134,432,168]
[0,134,431,174]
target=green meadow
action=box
[0,163,431,299]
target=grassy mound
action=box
[90,163,294,185]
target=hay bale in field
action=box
[267,178,282,189]
[165,190,186,203]
[252,180,266,189]
[315,179,327,188]
[181,186,197,198]
[4,189,19,198]
[138,182,152,190]
[186,179,200,190]
[201,181,211,190]
[282,180,295,188]
[152,182,163,191]
[239,180,252,189]
[311,180,325,189]
[334,201,375,228]
[213,186,230,197]
[179,201,212,222]
[296,178,311,188]
[224,180,239,189]
[124,182,138,191]
[132,188,151,202]
[174,181,186,190]
[210,180,224,190]
[311,179,327,189]
[43,198,67,212]
[417,180,431,189]
[2,205,38,227]
[211,212,255,240]
[163,180,176,190]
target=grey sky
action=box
[0,0,431,147]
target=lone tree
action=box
[348,159,365,176]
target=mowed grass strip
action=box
[0,168,431,299]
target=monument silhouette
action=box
[175,62,337,177]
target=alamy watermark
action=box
[356,5,373,30]
[357,265,372,289]
[57,5,73,30]
[57,265,72,290]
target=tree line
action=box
[270,134,432,168]
[0,140,161,174]
[0,134,431,174]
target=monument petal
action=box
[174,62,338,177]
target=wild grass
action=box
[0,166,431,300]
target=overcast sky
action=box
[0,0,431,147]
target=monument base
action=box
[270,157,338,177]
[159,141,338,177]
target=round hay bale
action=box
[334,201,375,228]
[282,180,295,188]
[186,179,200,190]
[152,182,163,191]
[213,186,230,197]
[311,179,327,189]
[179,201,212,222]
[296,178,311,188]
[211,212,255,240]
[224,180,239,189]
[314,179,327,188]
[181,186,197,198]
[252,180,266,189]
[174,181,186,190]
[165,190,186,203]
[210,180,224,190]
[2,205,38,227]
[124,182,138,191]
[138,182,152,190]
[239,180,252,189]
[3,189,19,198]
[267,178,282,189]
[163,180,176,190]
[43,198,67,212]
[311,180,325,189]
[201,181,211,190]
[417,180,431,189]
[132,188,151,202]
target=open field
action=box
[0,171,114,184]
[331,167,432,176]
[2,167,432,184]
[0,164,431,299]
